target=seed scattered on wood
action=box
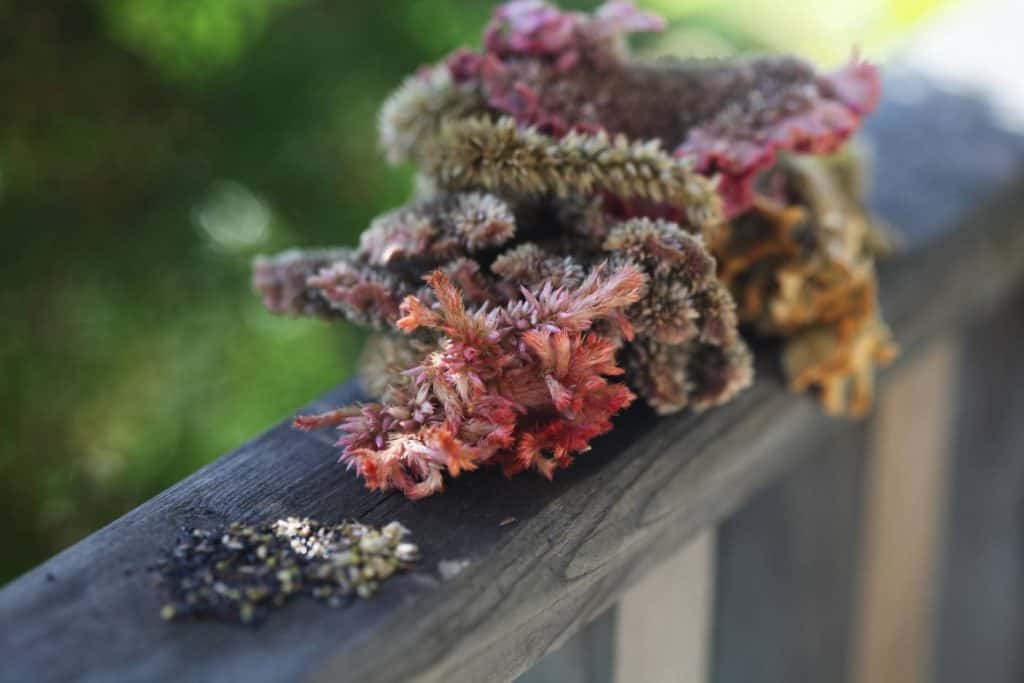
[154,517,418,625]
[438,559,470,581]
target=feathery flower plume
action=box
[252,248,351,320]
[297,267,646,498]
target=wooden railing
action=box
[2,67,1024,683]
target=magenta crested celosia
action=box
[254,0,894,497]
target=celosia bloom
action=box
[295,267,646,498]
[712,153,897,416]
[253,0,894,497]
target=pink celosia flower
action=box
[296,265,647,498]
[594,1,665,35]
[485,0,579,58]
[676,57,881,215]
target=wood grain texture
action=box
[1,80,1024,683]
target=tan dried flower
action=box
[424,116,722,233]
[624,337,753,414]
[379,66,488,165]
[714,152,898,416]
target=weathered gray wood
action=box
[1,80,1023,683]
[615,531,716,683]
[933,295,1024,683]
[711,421,868,683]
[514,608,615,683]
[851,339,960,683]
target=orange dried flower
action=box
[714,153,898,416]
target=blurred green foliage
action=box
[0,0,950,584]
[102,0,302,79]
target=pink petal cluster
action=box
[296,266,646,498]
[483,0,662,64]
[676,57,881,214]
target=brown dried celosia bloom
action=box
[603,219,724,345]
[714,153,897,416]
[252,248,351,320]
[490,242,587,291]
[599,218,751,412]
[252,0,894,497]
[625,337,753,415]
[359,192,516,267]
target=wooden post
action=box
[850,339,959,683]
[515,609,615,683]
[711,418,868,683]
[615,532,716,683]
[933,298,1024,683]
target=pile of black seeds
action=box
[154,517,419,625]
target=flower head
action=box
[298,267,644,498]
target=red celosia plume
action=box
[296,265,646,498]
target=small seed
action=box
[382,521,409,543]
[395,543,421,563]
[359,532,387,555]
